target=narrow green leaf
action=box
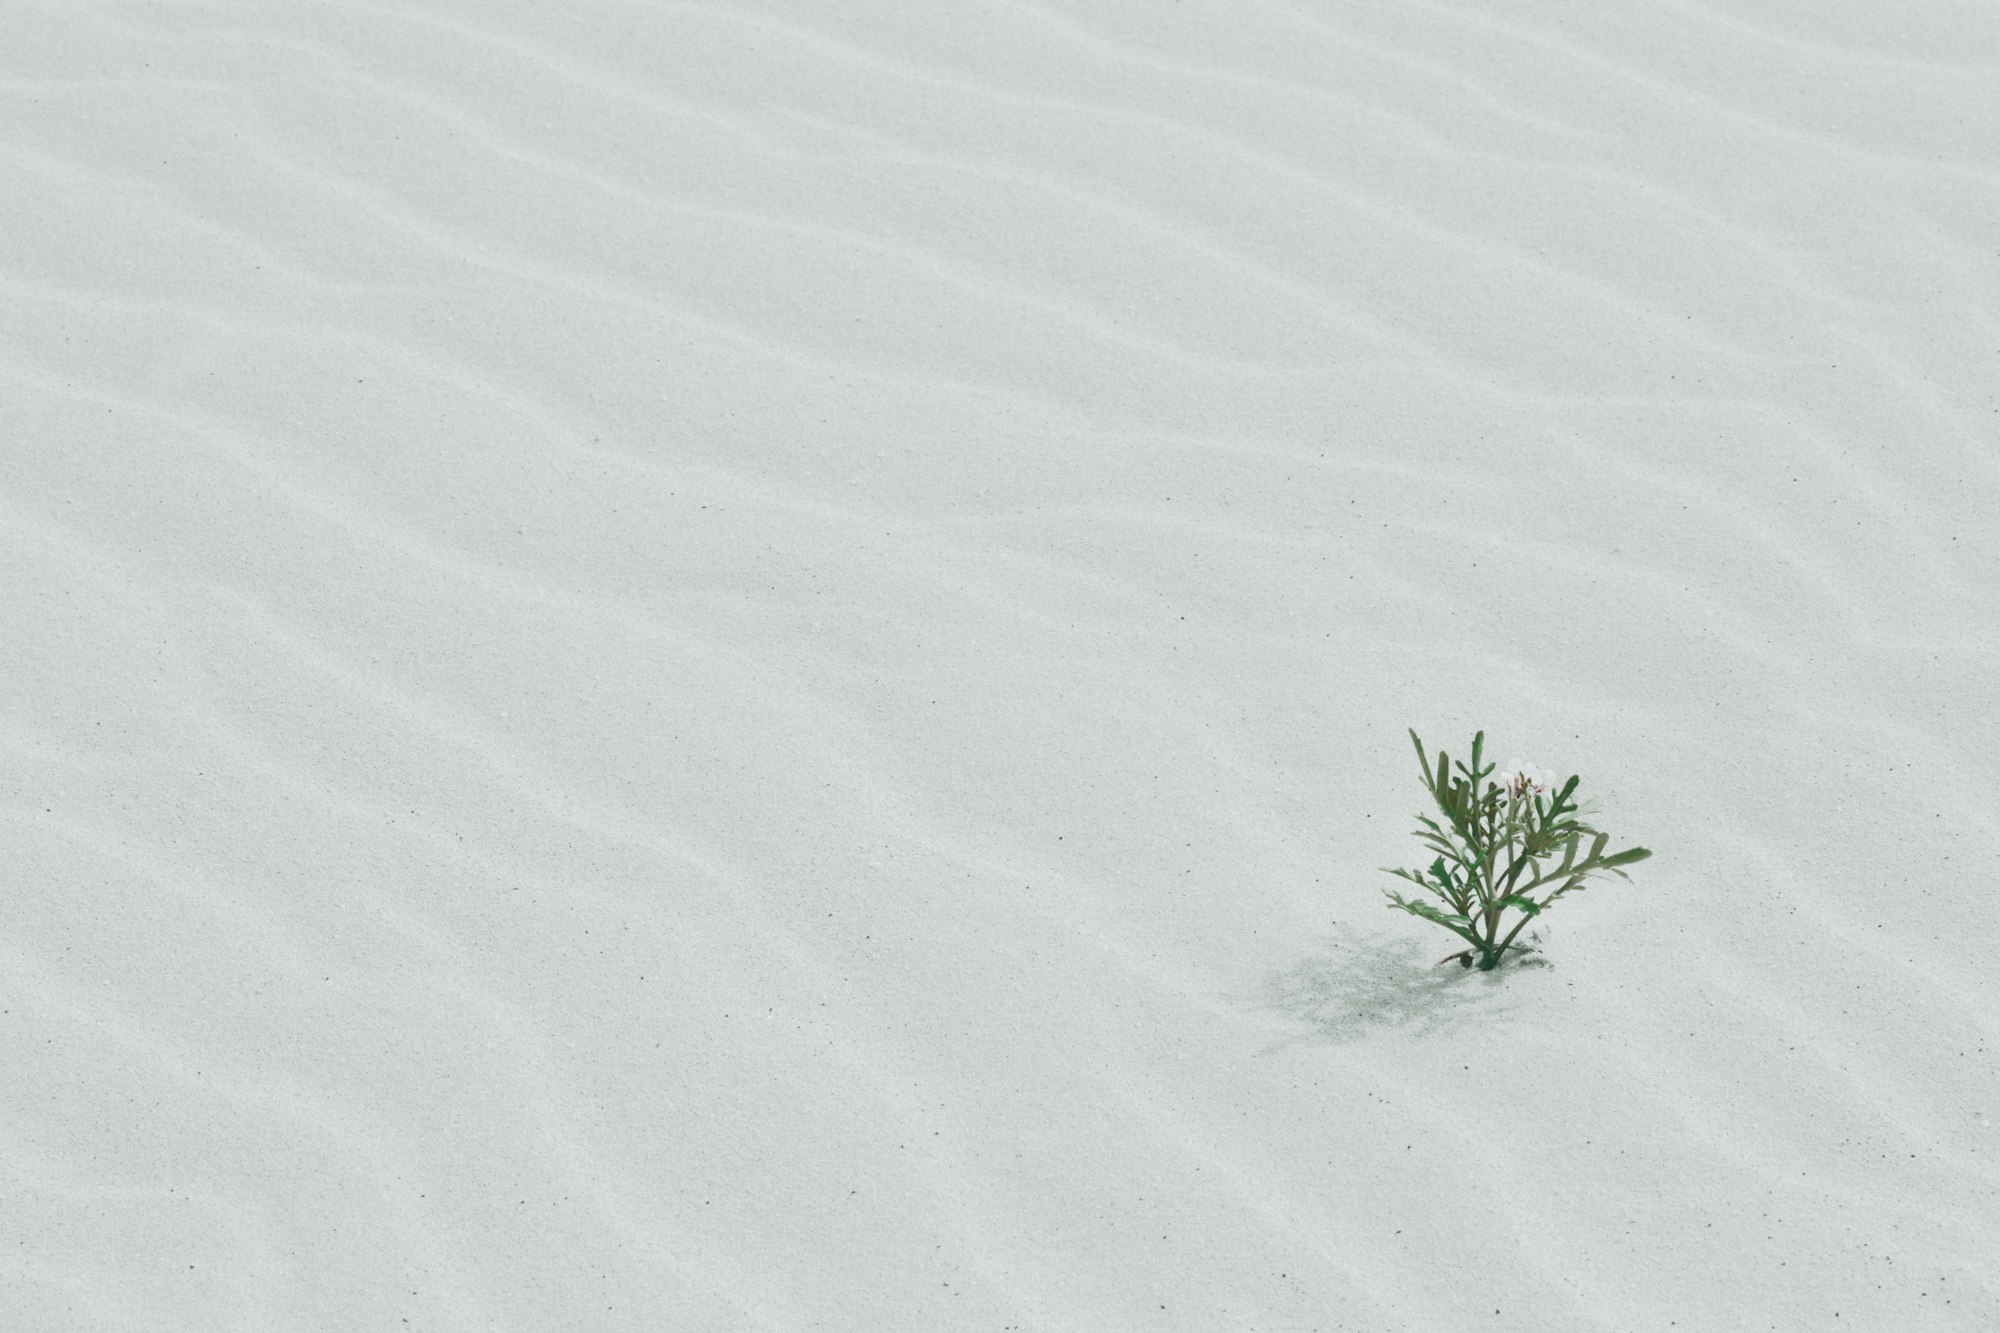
[1500,893,1541,917]
[1385,866,1460,909]
[1385,895,1479,942]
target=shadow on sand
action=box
[1256,925,1551,1050]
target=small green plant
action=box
[1381,729,1651,970]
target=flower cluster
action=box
[1494,759,1557,800]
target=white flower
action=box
[1495,759,1557,798]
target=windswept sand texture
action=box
[5,2,1998,1329]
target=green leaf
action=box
[1385,894,1479,942]
[1384,866,1460,910]
[1500,893,1541,917]
[1600,846,1652,868]
[1414,822,1458,848]
[1419,847,1465,875]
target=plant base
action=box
[1435,947,1533,971]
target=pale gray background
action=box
[4,2,1997,1329]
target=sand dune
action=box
[4,1,1997,1328]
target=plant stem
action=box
[1478,789,1505,954]
[1476,789,1532,967]
[1493,913,1538,959]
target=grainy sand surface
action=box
[4,2,1998,1329]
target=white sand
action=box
[5,2,1997,1328]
